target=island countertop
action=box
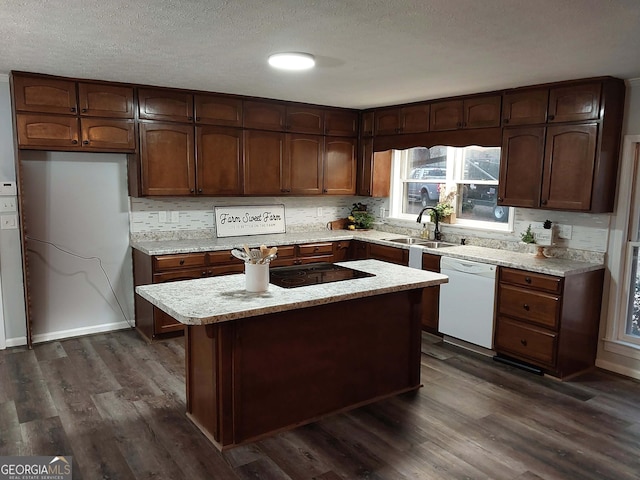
[135,259,448,325]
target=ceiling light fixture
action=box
[268,52,315,71]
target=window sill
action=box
[386,215,513,234]
[602,338,640,360]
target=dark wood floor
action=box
[1,329,639,480]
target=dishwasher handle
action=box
[441,257,496,278]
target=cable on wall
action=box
[25,235,134,329]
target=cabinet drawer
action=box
[275,245,296,259]
[498,284,560,329]
[208,250,237,265]
[368,243,407,265]
[297,242,333,257]
[500,267,562,293]
[495,317,557,367]
[153,254,207,272]
[209,264,244,276]
[153,267,209,282]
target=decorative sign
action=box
[214,205,286,238]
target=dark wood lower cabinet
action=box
[421,253,441,333]
[185,289,424,449]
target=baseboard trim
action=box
[595,358,640,381]
[4,321,134,348]
[5,336,27,348]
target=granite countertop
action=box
[135,259,448,325]
[130,229,604,277]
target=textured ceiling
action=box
[1,0,639,109]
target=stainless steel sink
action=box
[385,237,430,245]
[384,238,457,248]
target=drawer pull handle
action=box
[520,339,528,346]
[525,276,532,283]
[523,304,530,311]
[179,259,185,265]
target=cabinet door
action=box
[196,126,243,195]
[284,134,323,194]
[498,127,545,208]
[325,110,358,137]
[421,253,440,332]
[361,111,374,137]
[243,130,285,194]
[78,83,134,118]
[368,244,407,265]
[401,104,430,133]
[286,106,324,134]
[502,89,549,126]
[194,94,242,126]
[138,88,194,123]
[80,118,136,151]
[140,122,195,195]
[464,96,501,128]
[12,75,78,114]
[358,137,373,196]
[16,114,80,148]
[323,137,356,195]
[548,83,601,123]
[243,101,286,131]
[374,108,401,135]
[541,124,597,211]
[430,100,463,131]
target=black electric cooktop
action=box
[269,262,375,288]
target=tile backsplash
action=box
[130,196,609,263]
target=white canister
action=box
[245,263,269,292]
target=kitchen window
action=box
[389,145,513,230]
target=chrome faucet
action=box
[416,207,441,241]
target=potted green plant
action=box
[521,224,535,244]
[347,203,374,230]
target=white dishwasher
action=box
[439,257,497,350]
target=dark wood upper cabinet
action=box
[502,89,549,126]
[80,118,136,151]
[138,88,194,123]
[139,122,195,195]
[78,83,134,118]
[541,124,598,210]
[375,104,430,135]
[243,100,286,131]
[284,134,323,194]
[194,94,242,127]
[323,137,357,195]
[16,114,80,148]
[196,126,243,195]
[375,108,402,135]
[361,111,374,137]
[13,75,78,115]
[325,110,358,137]
[431,96,501,131]
[286,106,324,134]
[498,127,546,208]
[548,83,601,123]
[243,130,285,194]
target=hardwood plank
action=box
[0,401,23,456]
[33,340,67,362]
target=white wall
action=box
[0,76,26,346]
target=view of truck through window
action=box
[398,145,510,224]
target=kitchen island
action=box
[136,259,448,449]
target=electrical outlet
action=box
[0,214,17,229]
[0,182,17,196]
[557,224,573,239]
[0,197,16,212]
[158,211,167,223]
[170,211,180,223]
[379,206,386,218]
[316,207,323,217]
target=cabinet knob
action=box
[323,189,328,193]
[82,140,89,145]
[503,118,509,124]
[81,108,87,113]
[525,276,532,283]
[548,114,555,121]
[497,197,503,202]
[188,116,193,121]
[71,139,78,145]
[196,116,201,121]
[198,188,203,193]
[201,271,207,276]
[70,107,76,113]
[520,339,528,346]
[541,199,547,205]
[179,259,185,265]
[523,304,530,311]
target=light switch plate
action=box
[557,224,573,239]
[1,214,17,229]
[170,211,180,223]
[158,211,167,223]
[0,197,16,212]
